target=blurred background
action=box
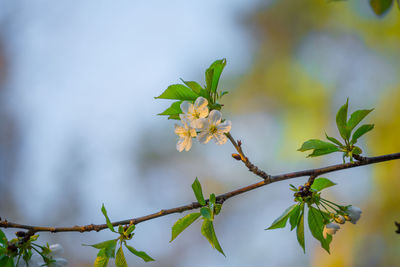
[0,0,399,266]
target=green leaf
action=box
[0,229,7,245]
[220,91,229,98]
[296,209,305,253]
[167,114,180,120]
[201,219,225,256]
[352,146,362,155]
[307,147,340,157]
[180,80,203,95]
[125,244,155,262]
[200,207,212,220]
[311,178,336,191]
[115,246,128,267]
[209,193,216,205]
[170,213,201,242]
[205,59,226,93]
[94,254,109,267]
[325,133,343,147]
[308,207,332,253]
[101,204,115,233]
[298,139,339,152]
[125,224,135,235]
[347,109,374,133]
[192,178,206,205]
[336,99,349,140]
[369,0,393,16]
[118,225,124,234]
[351,124,374,144]
[155,84,198,101]
[266,204,297,230]
[84,239,118,258]
[214,204,222,215]
[157,101,182,116]
[289,205,301,231]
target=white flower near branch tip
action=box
[175,121,197,152]
[180,97,209,128]
[346,206,362,224]
[323,223,340,238]
[197,110,231,145]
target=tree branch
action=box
[1,150,399,233]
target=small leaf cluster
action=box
[85,204,154,267]
[170,178,224,256]
[267,177,356,253]
[0,229,54,267]
[156,59,228,119]
[298,99,374,162]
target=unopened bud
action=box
[232,153,241,161]
[334,215,346,224]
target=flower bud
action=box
[334,215,346,224]
[231,153,241,161]
[346,206,362,224]
[323,223,340,238]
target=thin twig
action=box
[1,151,399,233]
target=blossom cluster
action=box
[174,97,231,152]
[323,206,362,238]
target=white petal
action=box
[184,137,193,151]
[217,120,231,133]
[180,101,191,114]
[208,110,222,125]
[194,97,208,109]
[176,138,187,152]
[51,258,68,266]
[197,105,209,119]
[198,131,213,144]
[194,118,208,130]
[213,133,227,145]
[189,128,197,137]
[174,124,187,137]
[49,244,64,255]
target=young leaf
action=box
[351,124,374,144]
[84,239,118,258]
[0,229,7,245]
[369,0,393,16]
[170,213,201,242]
[167,114,180,120]
[157,101,182,116]
[352,146,362,155]
[298,139,339,152]
[180,80,203,95]
[125,244,155,262]
[325,133,343,147]
[115,246,128,267]
[209,193,216,205]
[308,207,331,253]
[336,99,349,140]
[296,209,305,253]
[214,204,222,215]
[347,109,374,133]
[118,225,124,234]
[205,59,226,93]
[94,254,109,267]
[307,147,340,157]
[200,207,212,220]
[125,224,136,235]
[192,178,206,205]
[311,178,336,192]
[201,219,225,256]
[155,84,198,101]
[101,204,115,233]
[266,204,297,230]
[289,204,301,231]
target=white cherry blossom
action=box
[197,110,231,145]
[179,97,209,128]
[175,121,197,152]
[19,244,68,267]
[323,223,340,238]
[346,206,362,224]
